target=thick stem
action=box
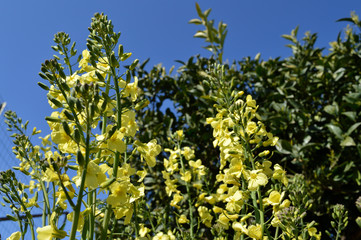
[101,56,123,240]
[178,143,194,239]
[257,188,265,238]
[69,104,91,240]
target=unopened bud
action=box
[135,99,150,110]
[77,150,85,167]
[100,177,116,189]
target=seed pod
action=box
[62,121,71,137]
[95,71,105,82]
[118,44,123,56]
[2,196,11,204]
[73,128,81,144]
[100,177,116,189]
[6,214,17,222]
[63,110,74,120]
[90,103,97,119]
[48,96,63,108]
[38,82,50,90]
[108,125,117,138]
[129,59,139,70]
[68,97,76,109]
[135,99,150,110]
[45,116,61,123]
[76,99,83,112]
[77,150,85,167]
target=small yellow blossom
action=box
[170,193,183,209]
[139,224,150,237]
[135,139,162,167]
[178,214,189,224]
[248,224,262,239]
[107,129,126,153]
[246,170,268,191]
[7,232,21,240]
[198,206,213,227]
[273,164,288,186]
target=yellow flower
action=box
[114,203,134,223]
[246,121,258,135]
[122,110,138,137]
[73,160,106,190]
[67,211,85,232]
[107,181,129,206]
[246,170,268,191]
[178,214,189,224]
[180,170,192,182]
[273,164,288,186]
[170,193,183,209]
[139,224,150,237]
[7,232,21,240]
[107,129,126,153]
[176,130,184,139]
[182,146,195,160]
[198,206,213,227]
[55,189,74,209]
[135,139,162,167]
[123,76,139,101]
[153,230,176,240]
[308,226,321,240]
[246,95,257,108]
[162,171,179,196]
[263,132,279,147]
[266,191,283,206]
[78,49,93,72]
[36,225,67,240]
[248,224,262,239]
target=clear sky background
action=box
[1,0,361,137]
[0,0,361,237]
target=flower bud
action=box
[38,82,50,90]
[135,99,150,110]
[73,128,81,144]
[6,214,17,222]
[77,150,85,167]
[63,110,74,120]
[100,177,116,189]
[62,121,71,137]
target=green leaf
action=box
[195,3,203,18]
[203,8,212,18]
[336,17,354,23]
[275,139,292,154]
[189,18,202,25]
[341,136,355,147]
[282,34,294,41]
[342,111,357,122]
[326,124,343,139]
[346,122,361,136]
[333,68,345,81]
[324,104,338,116]
[194,31,207,38]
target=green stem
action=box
[57,171,75,208]
[61,42,73,75]
[257,188,265,238]
[87,191,95,240]
[69,105,91,240]
[274,226,279,240]
[133,201,139,238]
[101,59,122,240]
[39,180,51,224]
[178,142,194,239]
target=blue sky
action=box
[1,0,361,137]
[0,0,361,237]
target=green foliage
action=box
[133,5,361,239]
